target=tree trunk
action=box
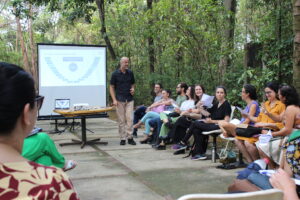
[147,0,155,73]
[95,0,117,61]
[14,6,30,72]
[28,3,37,82]
[219,0,236,84]
[276,0,283,82]
[293,0,300,93]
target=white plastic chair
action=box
[177,189,283,200]
[202,106,236,162]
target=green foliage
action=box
[0,0,294,106]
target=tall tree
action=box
[147,0,155,73]
[219,0,237,84]
[28,3,37,82]
[95,0,117,61]
[293,0,300,93]
[13,5,30,72]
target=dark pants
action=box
[133,105,147,135]
[169,116,193,143]
[188,121,219,155]
[149,117,162,143]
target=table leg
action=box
[59,115,108,148]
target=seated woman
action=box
[256,85,300,168]
[133,89,172,142]
[22,130,77,171]
[235,82,285,164]
[174,86,232,160]
[0,62,78,199]
[170,84,206,146]
[229,89,300,197]
[218,84,260,137]
[155,86,196,149]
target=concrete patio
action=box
[36,116,240,200]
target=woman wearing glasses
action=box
[236,82,285,166]
[0,62,78,199]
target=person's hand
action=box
[204,118,213,123]
[270,168,296,193]
[130,88,135,95]
[261,104,270,116]
[112,100,118,106]
[197,101,204,106]
[146,107,150,112]
[254,122,267,128]
[175,107,180,113]
[180,111,189,116]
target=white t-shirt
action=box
[180,100,195,111]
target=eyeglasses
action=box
[265,91,272,95]
[35,95,44,110]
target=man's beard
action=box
[176,91,181,95]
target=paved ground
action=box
[36,116,240,200]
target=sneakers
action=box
[155,144,166,150]
[191,154,207,160]
[120,140,126,145]
[128,138,136,145]
[172,143,187,151]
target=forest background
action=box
[1,0,300,107]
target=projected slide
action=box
[38,44,107,116]
[39,45,106,87]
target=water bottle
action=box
[212,148,215,162]
[253,158,269,170]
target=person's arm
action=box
[109,85,117,106]
[130,70,135,96]
[242,104,257,124]
[148,100,163,109]
[162,99,172,106]
[242,112,258,123]
[130,84,135,96]
[205,115,230,124]
[262,103,285,122]
[270,168,299,200]
[264,110,284,122]
[271,106,296,137]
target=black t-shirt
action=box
[208,100,231,120]
[110,69,135,102]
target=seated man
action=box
[22,127,77,171]
[132,83,163,137]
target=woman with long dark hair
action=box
[174,86,232,160]
[0,62,78,199]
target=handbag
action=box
[236,126,262,137]
[219,140,236,164]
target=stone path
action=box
[36,118,239,200]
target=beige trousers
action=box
[116,100,134,140]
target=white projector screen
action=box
[38,43,107,116]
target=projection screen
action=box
[38,43,106,117]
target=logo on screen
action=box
[45,57,100,84]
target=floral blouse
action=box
[0,161,79,200]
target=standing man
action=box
[110,57,136,145]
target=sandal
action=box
[63,160,77,171]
